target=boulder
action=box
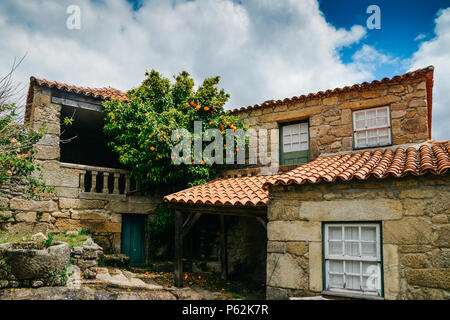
[31,232,47,242]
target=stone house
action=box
[1,77,161,265]
[0,65,448,298]
[164,66,450,299]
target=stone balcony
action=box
[59,163,139,201]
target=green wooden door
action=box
[121,215,146,266]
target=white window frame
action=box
[324,223,382,297]
[353,106,392,149]
[281,122,309,153]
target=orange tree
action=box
[102,70,245,190]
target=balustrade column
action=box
[90,171,98,193]
[102,172,110,194]
[80,170,86,192]
[113,173,120,195]
[125,174,131,194]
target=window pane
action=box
[300,132,308,142]
[300,123,307,133]
[362,242,377,257]
[329,227,342,240]
[345,242,360,256]
[325,223,381,296]
[355,112,365,121]
[284,135,291,144]
[347,276,361,290]
[368,138,377,146]
[377,107,387,117]
[329,241,343,255]
[329,274,344,288]
[283,126,291,135]
[300,141,308,150]
[345,261,360,274]
[355,119,366,130]
[329,260,344,273]
[344,227,359,240]
[366,110,376,120]
[361,227,376,241]
[362,262,378,276]
[377,115,388,126]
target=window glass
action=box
[325,223,382,296]
[353,106,391,148]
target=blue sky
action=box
[0,0,449,139]
[319,0,449,78]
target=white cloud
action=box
[0,0,372,111]
[351,44,398,72]
[409,8,450,140]
[414,33,426,41]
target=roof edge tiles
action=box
[25,76,129,122]
[164,142,449,208]
[229,66,434,139]
[263,142,450,189]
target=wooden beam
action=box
[167,203,267,217]
[51,96,103,112]
[174,210,183,287]
[255,216,267,230]
[182,212,202,239]
[219,215,228,281]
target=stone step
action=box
[93,267,163,291]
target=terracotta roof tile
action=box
[264,142,450,188]
[164,175,271,207]
[164,142,449,207]
[25,76,128,121]
[30,76,128,100]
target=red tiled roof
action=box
[230,66,434,139]
[264,142,450,188]
[164,175,271,207]
[25,76,128,121]
[164,143,450,207]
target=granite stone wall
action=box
[234,77,430,166]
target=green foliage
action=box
[0,103,53,198]
[102,70,246,188]
[78,228,91,236]
[62,116,74,126]
[50,267,67,286]
[44,233,54,248]
[148,205,174,233]
[36,210,43,221]
[147,205,174,260]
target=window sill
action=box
[321,290,384,300]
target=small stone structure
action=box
[71,238,103,279]
[266,174,449,300]
[0,241,70,288]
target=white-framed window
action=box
[282,122,309,153]
[324,223,382,297]
[353,106,391,149]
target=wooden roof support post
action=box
[174,210,183,287]
[220,215,228,281]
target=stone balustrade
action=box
[60,162,138,197]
